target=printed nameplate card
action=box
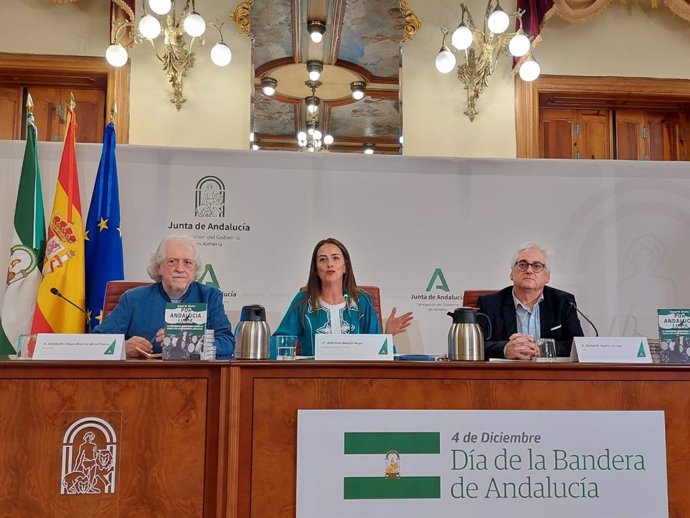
[33,334,125,360]
[571,337,651,363]
[315,334,394,361]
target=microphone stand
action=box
[50,287,90,330]
[569,301,599,337]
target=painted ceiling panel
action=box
[254,93,296,135]
[242,0,416,152]
[337,0,403,78]
[250,1,294,66]
[329,98,400,138]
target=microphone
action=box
[50,287,89,325]
[569,301,599,337]
[344,293,353,332]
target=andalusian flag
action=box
[343,432,441,499]
[0,102,46,354]
[31,103,86,334]
[85,121,124,330]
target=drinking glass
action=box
[536,338,557,361]
[275,335,297,360]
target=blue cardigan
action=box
[93,282,235,358]
[273,291,382,356]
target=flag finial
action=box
[26,93,34,114]
[69,92,76,111]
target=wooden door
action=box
[615,110,644,160]
[616,110,682,161]
[8,86,106,143]
[646,111,680,161]
[540,108,611,159]
[540,108,576,159]
[0,54,129,144]
[579,110,610,160]
[0,86,22,140]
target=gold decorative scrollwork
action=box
[230,0,253,37]
[399,0,420,43]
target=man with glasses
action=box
[477,243,583,359]
[93,234,234,359]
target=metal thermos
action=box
[447,307,491,361]
[234,305,270,359]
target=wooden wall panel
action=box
[0,364,220,518]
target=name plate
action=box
[571,336,651,363]
[33,334,125,360]
[315,334,394,361]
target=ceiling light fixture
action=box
[308,20,326,43]
[297,81,333,152]
[305,95,320,114]
[363,143,375,155]
[105,0,232,110]
[306,60,324,81]
[261,76,277,96]
[435,0,539,121]
[350,81,366,101]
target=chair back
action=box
[462,290,498,310]
[359,285,383,329]
[103,281,152,317]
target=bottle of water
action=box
[204,329,216,361]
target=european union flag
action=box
[85,122,124,331]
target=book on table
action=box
[657,308,690,364]
[163,303,207,360]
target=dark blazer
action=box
[477,285,584,359]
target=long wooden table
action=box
[2,360,688,518]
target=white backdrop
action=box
[1,141,689,354]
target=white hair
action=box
[146,234,203,281]
[510,242,552,272]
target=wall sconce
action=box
[308,20,326,43]
[434,0,539,121]
[363,143,375,155]
[261,76,277,96]
[307,60,323,81]
[106,0,232,110]
[350,81,366,100]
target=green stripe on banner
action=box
[344,432,440,454]
[344,476,441,499]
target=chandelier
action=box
[105,0,232,110]
[296,80,334,152]
[434,0,540,121]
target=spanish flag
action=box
[31,103,86,334]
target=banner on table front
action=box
[296,409,667,518]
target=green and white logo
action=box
[103,340,116,355]
[378,338,389,356]
[199,264,220,288]
[426,268,450,292]
[343,432,441,500]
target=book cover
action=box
[657,308,690,364]
[163,303,207,360]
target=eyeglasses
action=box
[513,260,547,273]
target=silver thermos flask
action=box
[447,307,491,361]
[234,305,271,359]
